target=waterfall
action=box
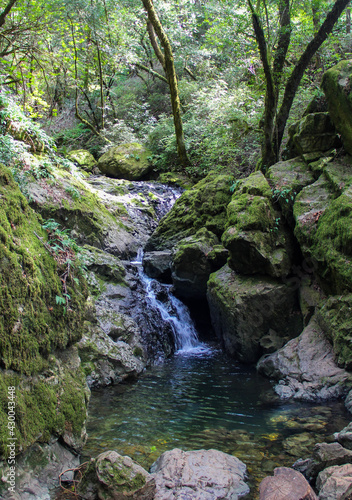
[132,251,209,355]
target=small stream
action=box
[83,256,351,493]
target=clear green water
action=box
[83,345,350,494]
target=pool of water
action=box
[83,345,350,493]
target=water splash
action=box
[133,251,211,355]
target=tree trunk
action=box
[0,0,18,28]
[142,0,189,168]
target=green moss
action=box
[322,60,352,155]
[146,172,233,250]
[311,190,352,293]
[317,295,352,368]
[0,352,88,458]
[226,194,276,232]
[0,165,87,375]
[233,171,272,199]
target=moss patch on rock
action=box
[145,172,233,251]
[0,165,87,375]
[0,347,89,458]
[322,59,352,155]
[317,295,352,369]
[311,189,352,293]
[97,143,152,180]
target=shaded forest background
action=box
[0,0,351,178]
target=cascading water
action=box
[132,250,210,355]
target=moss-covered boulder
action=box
[27,167,138,258]
[317,295,352,369]
[145,172,234,251]
[0,165,89,458]
[207,265,302,363]
[304,187,352,293]
[0,347,89,459]
[322,60,352,155]
[267,158,315,223]
[66,149,97,172]
[284,112,340,159]
[78,451,156,499]
[293,175,334,256]
[222,173,292,278]
[171,228,228,299]
[97,143,152,180]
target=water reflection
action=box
[83,347,350,491]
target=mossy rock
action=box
[317,295,352,369]
[78,451,155,499]
[66,149,97,172]
[0,347,89,459]
[283,112,340,159]
[293,175,335,255]
[145,172,233,251]
[232,171,272,199]
[27,168,137,258]
[223,191,292,278]
[97,143,152,180]
[0,165,87,375]
[267,158,315,223]
[322,60,352,156]
[310,188,352,293]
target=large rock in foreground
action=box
[97,143,152,180]
[78,451,155,500]
[322,60,352,155]
[259,467,318,500]
[150,448,249,499]
[257,316,352,401]
[207,265,302,363]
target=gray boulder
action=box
[171,228,228,299]
[207,264,302,363]
[257,316,352,401]
[143,250,172,281]
[150,448,250,499]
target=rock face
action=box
[171,228,228,299]
[78,451,156,500]
[322,59,352,155]
[150,448,250,499]
[145,172,233,251]
[259,467,318,500]
[284,112,340,158]
[207,264,302,363]
[97,143,152,180]
[257,316,352,401]
[316,463,352,499]
[67,149,97,171]
[222,172,292,278]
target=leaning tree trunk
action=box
[142,0,189,168]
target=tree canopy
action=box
[0,0,350,176]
